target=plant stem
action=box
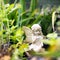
[17,0,26,27]
[14,0,17,7]
[30,0,37,13]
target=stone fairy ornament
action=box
[23,24,44,52]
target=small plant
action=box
[0,0,60,60]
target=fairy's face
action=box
[32,28,42,35]
[31,24,42,35]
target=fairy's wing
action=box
[22,26,36,43]
[22,26,33,36]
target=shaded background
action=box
[5,0,60,7]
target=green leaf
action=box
[11,49,20,60]
[19,43,29,56]
[52,11,57,31]
[47,32,57,39]
[15,28,24,36]
[30,0,37,12]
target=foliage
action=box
[0,0,60,59]
[52,6,60,31]
[11,43,28,60]
[30,33,60,57]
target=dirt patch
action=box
[0,55,11,60]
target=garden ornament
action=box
[23,24,44,52]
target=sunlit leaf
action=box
[47,32,57,39]
[15,28,24,36]
[52,11,56,31]
[19,43,29,56]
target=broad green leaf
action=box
[47,32,57,39]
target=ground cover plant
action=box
[0,0,60,60]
